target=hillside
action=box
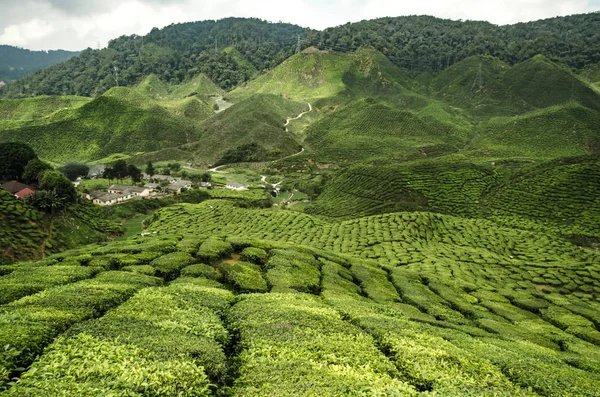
[0,70,234,163]
[0,87,200,162]
[230,48,412,103]
[0,189,120,264]
[2,200,599,394]
[0,45,78,82]
[303,97,471,164]
[3,13,600,98]
[303,156,600,239]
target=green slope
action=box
[504,55,600,112]
[159,94,307,166]
[431,55,526,116]
[167,73,224,99]
[0,96,91,124]
[0,87,199,162]
[304,155,600,239]
[230,48,412,103]
[194,94,306,165]
[475,103,600,159]
[303,97,471,164]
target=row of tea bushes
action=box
[226,293,417,396]
[0,271,161,387]
[7,278,233,396]
[0,263,103,305]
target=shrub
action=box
[181,263,223,281]
[196,237,233,263]
[240,247,268,264]
[150,252,195,280]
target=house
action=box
[108,185,152,197]
[199,182,212,189]
[1,181,37,199]
[15,187,36,199]
[92,192,126,207]
[166,179,192,193]
[147,174,175,183]
[225,182,249,191]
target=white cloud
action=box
[0,0,597,50]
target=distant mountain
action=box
[2,13,600,99]
[0,45,79,82]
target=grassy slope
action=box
[0,190,120,264]
[475,103,600,159]
[504,55,600,112]
[304,97,472,164]
[431,55,528,116]
[0,87,199,162]
[140,94,308,167]
[229,48,412,104]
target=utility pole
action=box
[296,35,301,54]
[113,66,119,87]
[471,63,483,92]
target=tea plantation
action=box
[1,217,599,396]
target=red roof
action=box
[1,181,35,194]
[15,188,35,199]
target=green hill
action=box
[0,189,120,264]
[133,74,171,99]
[0,96,91,124]
[475,103,600,159]
[304,155,600,240]
[183,94,306,166]
[230,48,411,103]
[167,73,224,100]
[303,97,471,164]
[504,55,600,112]
[0,87,199,162]
[431,55,526,116]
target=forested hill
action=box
[2,13,599,98]
[0,45,79,82]
[314,12,600,73]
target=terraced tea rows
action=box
[304,157,600,238]
[2,231,599,395]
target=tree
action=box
[0,142,37,181]
[59,163,89,181]
[22,158,53,185]
[127,164,142,183]
[39,170,77,203]
[201,172,212,182]
[146,161,155,176]
[27,189,67,214]
[112,160,129,180]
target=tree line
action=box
[1,13,599,98]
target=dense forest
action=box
[1,13,599,98]
[0,45,78,82]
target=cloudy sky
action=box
[0,0,598,51]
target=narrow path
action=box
[285,103,313,131]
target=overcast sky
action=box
[0,0,598,51]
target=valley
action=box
[0,12,600,397]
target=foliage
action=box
[22,158,53,184]
[196,237,233,263]
[39,170,77,204]
[59,163,89,181]
[0,142,37,181]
